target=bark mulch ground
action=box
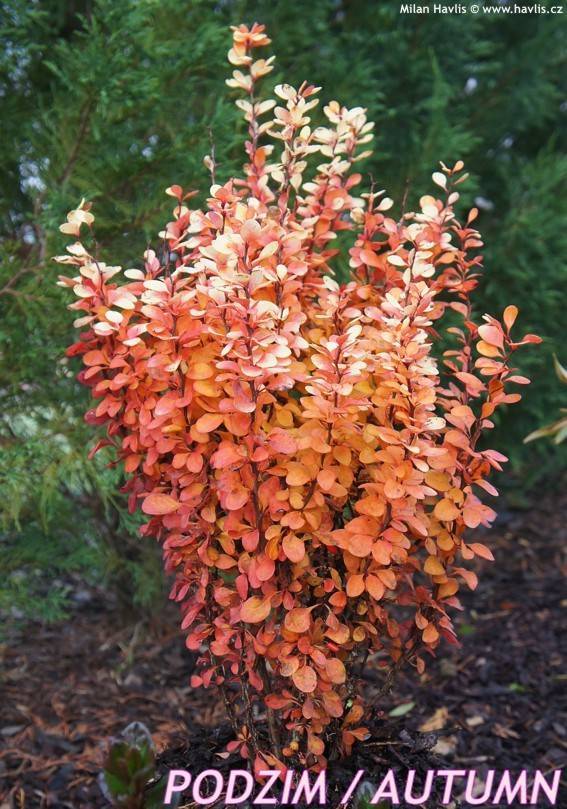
[1,487,566,808]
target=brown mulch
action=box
[1,487,566,808]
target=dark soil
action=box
[1,488,566,808]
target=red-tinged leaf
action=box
[462,503,483,528]
[142,493,179,515]
[384,479,404,499]
[83,350,106,366]
[195,412,224,433]
[265,694,293,709]
[329,591,347,608]
[211,442,244,468]
[455,371,485,396]
[286,463,311,486]
[450,301,468,317]
[477,340,502,358]
[240,595,272,624]
[455,568,478,590]
[224,487,249,511]
[165,184,183,199]
[360,248,381,267]
[322,690,344,718]
[349,727,370,741]
[216,554,237,570]
[423,623,439,643]
[376,568,396,590]
[284,607,313,633]
[503,305,518,331]
[317,467,337,491]
[478,323,504,348]
[292,665,317,693]
[88,438,113,459]
[325,657,346,684]
[269,431,297,454]
[255,555,275,581]
[482,449,508,469]
[474,478,499,496]
[346,574,365,597]
[346,515,380,534]
[280,656,300,677]
[469,542,495,561]
[282,534,305,562]
[242,529,259,552]
[445,429,470,449]
[308,734,325,755]
[365,574,385,601]
[348,534,373,558]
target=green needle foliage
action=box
[1,0,565,624]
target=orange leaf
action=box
[325,658,346,684]
[360,248,381,267]
[284,607,312,633]
[142,493,179,515]
[292,665,317,693]
[424,556,445,576]
[255,555,276,581]
[423,623,439,643]
[438,578,459,598]
[434,498,460,522]
[286,463,311,486]
[347,535,372,558]
[265,695,293,709]
[346,515,380,534]
[333,446,352,465]
[240,596,272,624]
[478,323,504,349]
[365,574,385,600]
[225,487,249,511]
[282,534,305,563]
[376,568,396,590]
[211,443,244,469]
[195,412,224,433]
[425,471,451,492]
[384,479,404,499]
[346,574,365,597]
[317,468,337,491]
[355,496,385,517]
[455,372,485,396]
[469,542,495,561]
[503,305,518,331]
[477,340,502,358]
[322,691,344,717]
[307,734,325,755]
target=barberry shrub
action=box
[55,24,540,772]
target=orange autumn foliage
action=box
[54,23,541,773]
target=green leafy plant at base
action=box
[99,722,175,809]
